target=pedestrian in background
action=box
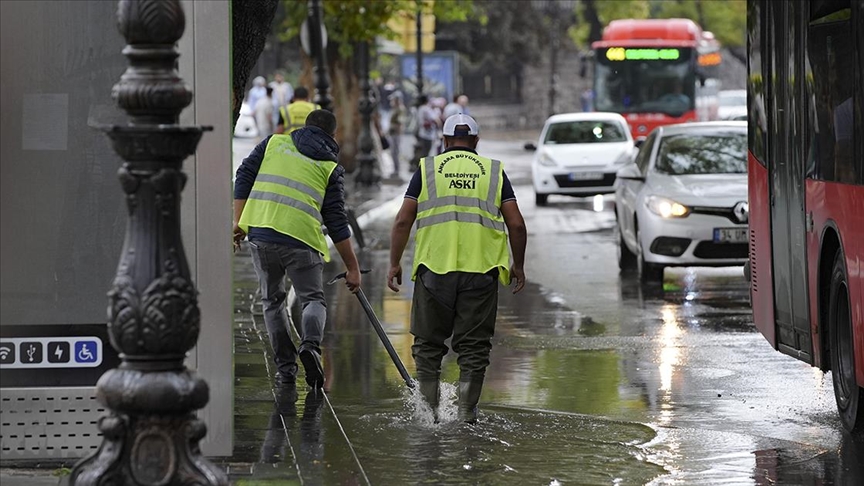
[247,76,267,113]
[443,94,470,119]
[254,86,275,139]
[387,114,528,423]
[388,93,407,179]
[234,110,362,391]
[269,72,294,109]
[277,87,320,134]
[411,95,437,169]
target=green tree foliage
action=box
[570,0,745,49]
[279,0,477,59]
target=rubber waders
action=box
[457,381,483,423]
[418,379,440,422]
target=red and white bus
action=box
[747,0,864,433]
[592,18,721,140]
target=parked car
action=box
[717,89,747,120]
[615,122,748,284]
[531,112,637,206]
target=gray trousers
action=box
[249,240,326,380]
[410,267,499,384]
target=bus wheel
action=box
[829,251,864,435]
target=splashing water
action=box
[403,381,460,426]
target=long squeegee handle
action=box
[327,269,371,285]
[355,288,416,389]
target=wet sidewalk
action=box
[212,176,407,484]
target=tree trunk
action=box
[583,0,604,45]
[298,44,361,173]
[231,0,279,128]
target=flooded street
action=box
[234,138,864,485]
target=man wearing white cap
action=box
[387,114,528,423]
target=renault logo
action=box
[733,201,749,223]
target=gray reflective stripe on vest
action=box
[423,156,437,197]
[248,190,323,223]
[417,195,499,216]
[255,174,324,205]
[488,159,501,203]
[416,211,505,232]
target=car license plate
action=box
[568,171,603,181]
[713,227,748,243]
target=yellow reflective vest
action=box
[413,151,511,285]
[280,100,321,133]
[238,135,337,261]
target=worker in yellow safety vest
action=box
[276,87,321,134]
[387,114,528,423]
[234,109,360,391]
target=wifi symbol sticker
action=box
[0,342,15,365]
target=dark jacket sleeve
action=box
[234,136,272,199]
[321,165,351,244]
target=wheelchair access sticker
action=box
[0,337,102,369]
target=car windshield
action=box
[543,121,627,144]
[655,132,747,175]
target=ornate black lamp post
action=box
[70,1,225,484]
[308,0,332,111]
[355,41,381,187]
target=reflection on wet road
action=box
[233,139,864,485]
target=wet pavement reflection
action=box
[224,157,863,484]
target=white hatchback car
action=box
[531,112,637,206]
[615,122,748,284]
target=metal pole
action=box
[70,1,225,484]
[308,0,332,111]
[355,41,380,186]
[355,290,415,388]
[415,2,424,102]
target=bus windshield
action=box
[594,47,696,116]
[655,131,747,175]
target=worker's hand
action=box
[387,265,403,292]
[510,266,525,294]
[233,223,246,253]
[345,267,361,294]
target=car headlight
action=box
[537,153,557,167]
[646,195,690,218]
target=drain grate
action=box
[0,388,104,460]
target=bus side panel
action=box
[807,181,864,385]
[749,151,775,347]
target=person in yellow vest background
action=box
[233,109,361,393]
[387,114,528,423]
[276,87,321,134]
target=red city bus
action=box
[747,0,864,433]
[592,18,722,140]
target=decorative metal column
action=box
[308,0,333,111]
[355,41,380,187]
[70,1,226,485]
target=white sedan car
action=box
[615,122,748,284]
[532,112,637,206]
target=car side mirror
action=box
[634,137,646,148]
[524,142,537,151]
[617,163,645,182]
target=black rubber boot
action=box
[418,379,440,421]
[457,381,483,423]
